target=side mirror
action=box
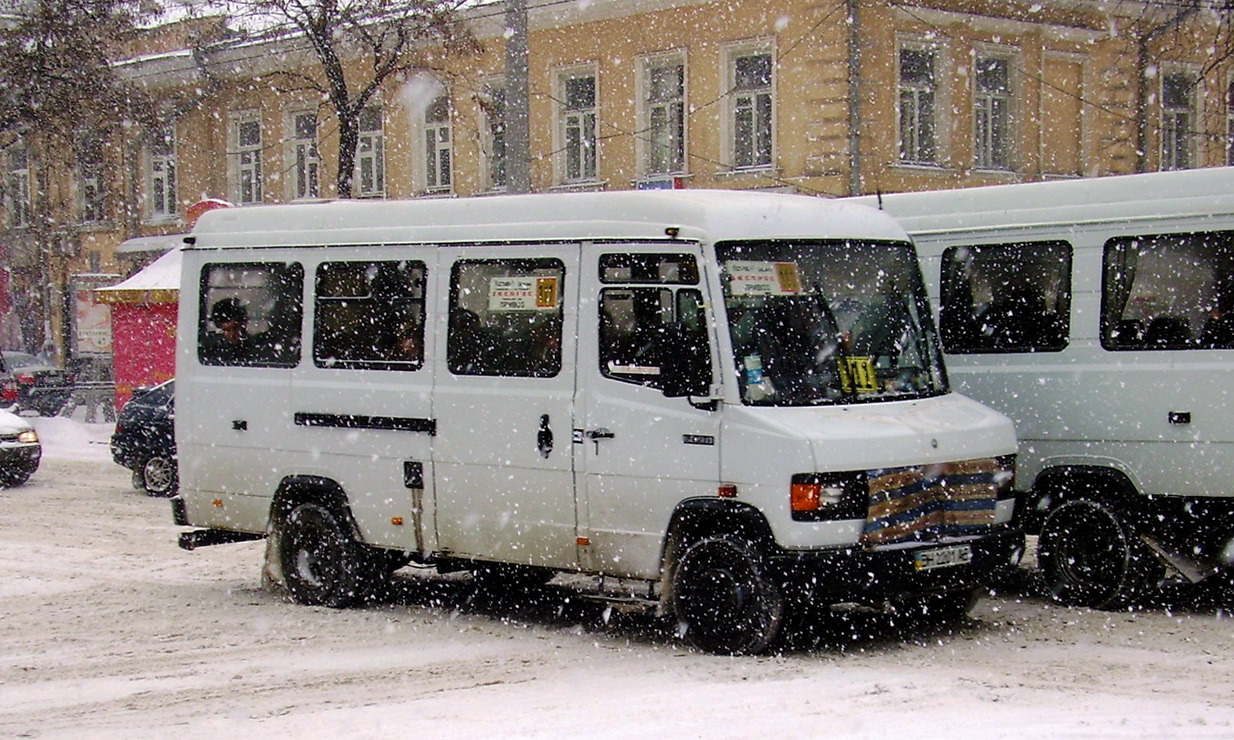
[659,323,712,399]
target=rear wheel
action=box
[141,455,178,497]
[672,535,786,655]
[1037,498,1161,608]
[278,502,367,608]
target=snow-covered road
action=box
[2,426,1233,738]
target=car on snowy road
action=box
[1,350,74,416]
[110,379,176,497]
[0,407,41,487]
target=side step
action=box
[179,529,265,551]
[576,593,658,615]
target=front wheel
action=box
[1037,498,1161,608]
[672,535,786,655]
[141,455,178,497]
[278,502,367,608]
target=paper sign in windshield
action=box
[488,276,560,312]
[727,261,802,296]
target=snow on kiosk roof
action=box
[186,189,911,248]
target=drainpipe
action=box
[847,0,862,195]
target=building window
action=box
[1161,72,1195,171]
[1226,80,1234,167]
[289,112,320,200]
[643,57,685,176]
[5,142,31,228]
[899,47,938,164]
[425,95,452,192]
[482,82,507,191]
[974,55,1012,170]
[558,69,597,183]
[356,105,385,197]
[730,50,773,169]
[148,126,177,221]
[77,138,106,224]
[233,113,263,204]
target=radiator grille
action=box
[861,458,999,546]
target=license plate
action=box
[913,544,972,571]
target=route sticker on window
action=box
[727,261,802,296]
[489,276,560,311]
[840,356,878,393]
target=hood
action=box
[725,393,1015,472]
[0,409,34,436]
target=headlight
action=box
[790,472,868,521]
[17,430,38,444]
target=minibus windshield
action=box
[718,240,947,406]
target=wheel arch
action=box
[656,498,777,614]
[270,475,362,541]
[1026,465,1147,535]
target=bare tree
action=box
[215,0,479,198]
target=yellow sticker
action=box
[840,356,878,393]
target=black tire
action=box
[672,535,786,655]
[1037,498,1161,608]
[278,502,367,608]
[141,455,178,497]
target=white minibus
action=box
[858,168,1234,608]
[172,190,1020,654]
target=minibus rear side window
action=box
[314,260,426,370]
[198,262,304,367]
[448,259,564,377]
[1102,231,1234,350]
[939,241,1071,353]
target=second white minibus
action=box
[860,168,1234,608]
[172,190,1021,654]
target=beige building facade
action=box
[2,0,1232,361]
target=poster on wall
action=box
[73,275,120,356]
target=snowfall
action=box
[1,414,1233,739]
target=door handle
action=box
[585,428,614,454]
[232,419,248,431]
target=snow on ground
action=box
[2,415,1234,738]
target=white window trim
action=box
[721,39,775,174]
[554,63,600,185]
[145,124,178,224]
[478,77,507,193]
[416,89,454,195]
[76,142,107,225]
[637,50,688,181]
[285,108,321,201]
[1160,64,1200,171]
[355,103,386,199]
[972,45,1018,172]
[6,141,31,229]
[229,109,264,205]
[896,38,947,168]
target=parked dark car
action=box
[110,380,176,497]
[0,351,74,416]
[0,407,40,487]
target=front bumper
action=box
[770,527,1024,604]
[0,443,42,471]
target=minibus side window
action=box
[313,260,426,370]
[198,262,304,367]
[939,241,1071,353]
[1102,231,1234,350]
[448,259,564,377]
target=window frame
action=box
[5,141,31,229]
[76,136,107,224]
[639,52,687,178]
[312,259,427,371]
[939,241,1073,354]
[424,94,453,193]
[355,104,386,198]
[198,261,304,368]
[1161,69,1196,171]
[556,65,599,184]
[147,125,178,222]
[231,110,264,205]
[898,42,941,166]
[287,109,321,201]
[725,41,774,171]
[973,51,1015,171]
[480,79,507,192]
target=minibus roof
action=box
[850,168,1234,236]
[187,189,909,249]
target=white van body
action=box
[173,190,1020,654]
[856,169,1234,607]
